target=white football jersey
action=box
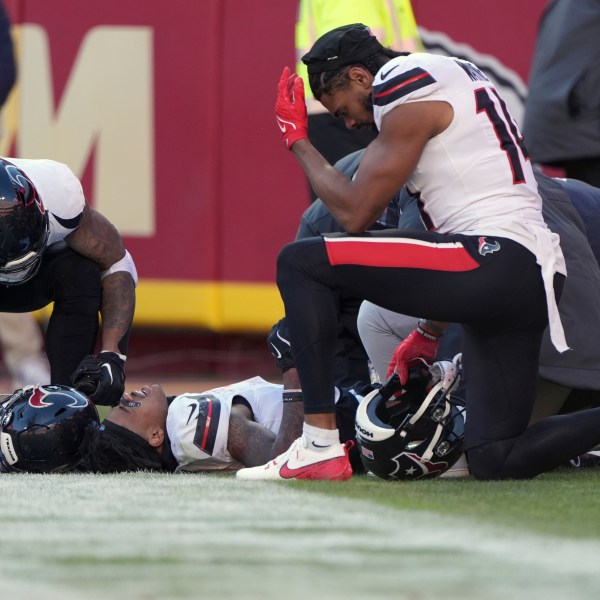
[5,158,85,248]
[371,53,567,351]
[373,53,542,234]
[167,376,284,473]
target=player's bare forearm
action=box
[292,141,374,231]
[100,272,135,353]
[66,204,135,353]
[228,402,305,467]
[269,367,305,454]
[227,374,306,467]
[282,367,301,390]
[291,138,406,233]
[292,102,445,233]
[270,400,304,457]
[228,411,277,467]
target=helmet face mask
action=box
[0,159,49,286]
[355,356,466,480]
[0,249,46,285]
[0,385,100,473]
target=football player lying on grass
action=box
[78,365,362,474]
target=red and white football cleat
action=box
[236,435,353,481]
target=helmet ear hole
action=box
[0,385,100,473]
[355,355,466,480]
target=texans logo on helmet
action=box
[4,163,45,213]
[28,387,89,408]
[392,451,448,479]
[478,236,501,256]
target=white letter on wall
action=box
[17,25,154,236]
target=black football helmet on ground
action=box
[355,355,465,480]
[0,159,49,285]
[0,385,99,473]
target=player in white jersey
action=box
[167,376,289,472]
[373,54,546,234]
[236,23,600,481]
[0,158,136,406]
[77,365,363,474]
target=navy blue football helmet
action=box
[0,385,99,473]
[355,355,466,480]
[0,159,49,285]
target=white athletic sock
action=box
[303,423,340,451]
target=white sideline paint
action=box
[0,473,598,600]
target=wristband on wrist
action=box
[282,389,303,402]
[416,321,442,341]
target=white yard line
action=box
[0,473,598,599]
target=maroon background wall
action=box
[1,0,549,332]
[412,0,548,82]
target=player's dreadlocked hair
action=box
[308,48,407,100]
[76,421,166,473]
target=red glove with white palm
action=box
[275,66,308,150]
[387,323,442,385]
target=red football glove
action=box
[386,325,441,385]
[275,66,308,150]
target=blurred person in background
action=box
[0,312,50,388]
[523,0,600,186]
[296,0,422,201]
[0,0,50,389]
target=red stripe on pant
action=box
[324,237,479,271]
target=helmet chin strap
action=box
[418,354,463,462]
[400,380,444,436]
[422,424,444,462]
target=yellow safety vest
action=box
[296,0,423,108]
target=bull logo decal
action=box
[478,237,501,256]
[28,387,89,408]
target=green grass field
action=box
[2,469,599,599]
